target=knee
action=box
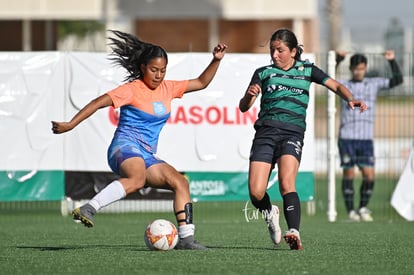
[122,178,145,194]
[279,180,296,196]
[169,173,189,192]
[363,177,374,183]
[249,188,265,202]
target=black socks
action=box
[342,179,355,212]
[250,192,272,214]
[342,179,375,211]
[283,192,301,231]
[360,180,374,209]
[250,191,301,231]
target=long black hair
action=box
[108,30,168,82]
[270,29,304,61]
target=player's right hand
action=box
[212,43,227,61]
[51,121,73,134]
[348,100,368,113]
[246,84,261,98]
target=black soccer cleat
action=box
[174,235,208,250]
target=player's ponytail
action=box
[108,30,168,82]
[295,44,304,61]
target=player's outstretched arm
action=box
[324,78,368,112]
[384,50,403,88]
[51,94,113,134]
[185,43,227,93]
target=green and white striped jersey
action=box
[249,60,330,132]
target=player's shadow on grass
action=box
[16,244,149,252]
[16,245,290,251]
[206,245,289,251]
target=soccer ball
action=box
[144,219,179,251]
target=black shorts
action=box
[338,139,374,169]
[249,124,304,165]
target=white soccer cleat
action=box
[359,207,374,222]
[348,210,360,222]
[265,205,282,245]
[284,228,302,251]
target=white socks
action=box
[88,180,195,239]
[178,224,195,239]
[88,180,126,211]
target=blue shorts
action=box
[249,125,304,165]
[338,139,374,169]
[107,138,164,175]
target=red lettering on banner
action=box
[242,109,257,124]
[109,105,257,126]
[223,107,235,124]
[173,106,188,124]
[206,106,220,124]
[188,106,203,124]
[168,105,257,125]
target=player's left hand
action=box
[348,99,368,112]
[335,50,347,64]
[384,50,395,60]
[212,43,228,61]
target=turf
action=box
[0,179,413,275]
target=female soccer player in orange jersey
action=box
[52,30,227,250]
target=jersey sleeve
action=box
[249,68,262,88]
[374,77,390,90]
[106,83,134,108]
[166,80,189,99]
[311,64,331,85]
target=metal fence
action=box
[315,53,414,171]
[313,52,414,221]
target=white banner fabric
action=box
[391,143,414,221]
[0,52,315,173]
[0,52,65,171]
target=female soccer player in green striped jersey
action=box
[239,29,367,250]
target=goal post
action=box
[327,50,338,222]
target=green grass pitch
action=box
[0,178,413,274]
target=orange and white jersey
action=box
[107,79,188,153]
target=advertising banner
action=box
[0,52,315,202]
